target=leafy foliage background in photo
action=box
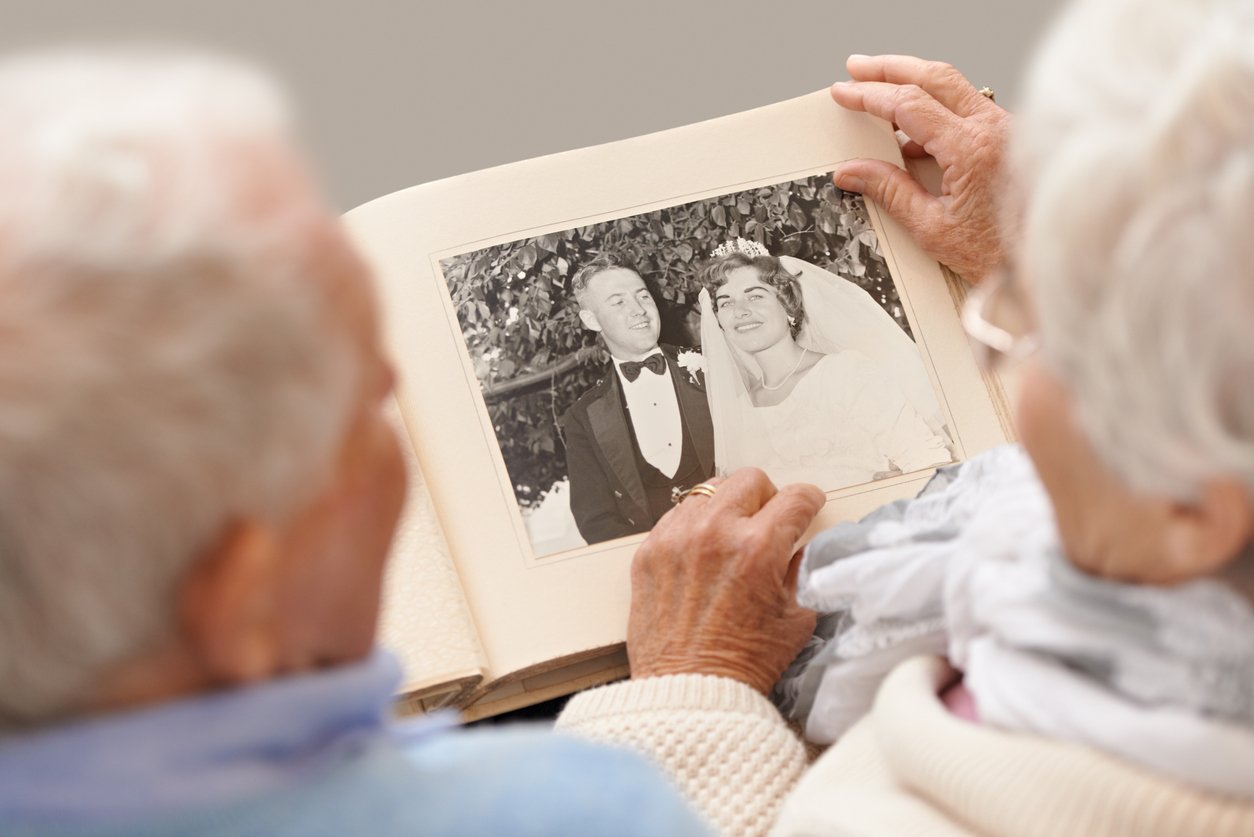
[437,173,904,509]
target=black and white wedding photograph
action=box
[438,173,954,558]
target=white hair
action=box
[0,49,359,727]
[1014,0,1254,498]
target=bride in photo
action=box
[698,238,953,490]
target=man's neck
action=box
[608,345,663,364]
[74,639,215,722]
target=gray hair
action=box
[1015,0,1254,498]
[0,50,359,726]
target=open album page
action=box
[345,90,1014,701]
[377,402,487,710]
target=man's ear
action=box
[1161,477,1254,581]
[578,308,602,332]
[179,521,283,686]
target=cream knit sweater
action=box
[556,673,809,836]
[557,657,1254,837]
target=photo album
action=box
[343,90,1015,720]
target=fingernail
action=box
[848,53,869,60]
[836,173,865,193]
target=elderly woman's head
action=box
[1007,0,1254,584]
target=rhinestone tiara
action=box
[710,237,770,259]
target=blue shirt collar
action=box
[0,649,451,822]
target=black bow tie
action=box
[620,353,666,382]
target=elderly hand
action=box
[830,54,1011,283]
[627,469,825,695]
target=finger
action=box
[660,476,725,527]
[830,81,965,168]
[784,547,807,594]
[845,54,988,118]
[679,476,723,504]
[706,467,777,518]
[755,482,826,558]
[900,139,929,158]
[892,129,929,159]
[832,158,946,245]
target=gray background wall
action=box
[3,1,1065,210]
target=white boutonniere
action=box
[676,350,704,385]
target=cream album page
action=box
[345,89,1012,689]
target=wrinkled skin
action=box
[627,469,825,695]
[830,54,1011,283]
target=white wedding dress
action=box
[700,256,953,491]
[750,352,952,488]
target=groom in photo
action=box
[561,255,714,545]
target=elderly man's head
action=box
[1009,0,1254,583]
[0,51,405,729]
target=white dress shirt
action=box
[613,353,683,478]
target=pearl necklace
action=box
[759,348,810,391]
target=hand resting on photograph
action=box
[626,468,825,695]
[830,54,1011,283]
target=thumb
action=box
[832,159,945,249]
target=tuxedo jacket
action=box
[561,345,714,545]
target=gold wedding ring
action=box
[978,86,996,102]
[681,482,718,500]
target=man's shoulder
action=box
[128,722,709,836]
[561,366,617,424]
[395,726,709,835]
